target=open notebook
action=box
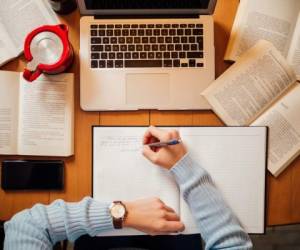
[92,126,267,235]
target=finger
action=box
[143,129,152,145]
[142,145,158,163]
[148,126,168,141]
[149,139,161,153]
[163,204,175,213]
[169,129,181,139]
[162,221,185,232]
[149,136,160,152]
[164,212,180,221]
[143,131,160,148]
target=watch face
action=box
[111,203,126,219]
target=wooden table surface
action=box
[1,0,300,226]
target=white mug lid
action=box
[27,31,63,71]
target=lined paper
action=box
[93,126,267,235]
[179,127,267,233]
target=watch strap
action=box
[113,217,123,229]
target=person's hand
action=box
[142,126,187,169]
[123,198,185,235]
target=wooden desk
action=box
[1,0,300,226]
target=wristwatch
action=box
[109,201,127,229]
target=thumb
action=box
[142,145,158,164]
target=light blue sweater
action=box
[4,154,252,249]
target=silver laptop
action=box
[78,0,216,111]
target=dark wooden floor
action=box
[251,224,300,250]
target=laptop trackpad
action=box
[126,73,170,106]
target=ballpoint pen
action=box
[145,139,182,148]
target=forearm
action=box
[4,197,113,250]
[170,154,252,250]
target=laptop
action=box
[78,0,216,111]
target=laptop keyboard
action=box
[90,23,204,69]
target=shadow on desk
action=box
[74,234,202,250]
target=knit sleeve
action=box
[4,197,114,250]
[170,154,253,250]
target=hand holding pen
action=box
[142,126,187,170]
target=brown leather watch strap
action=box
[113,217,123,229]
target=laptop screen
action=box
[84,0,210,10]
[78,0,216,15]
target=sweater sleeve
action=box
[170,154,253,250]
[4,197,114,250]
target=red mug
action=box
[23,24,73,82]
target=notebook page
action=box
[179,127,267,234]
[93,127,180,236]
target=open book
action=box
[0,0,58,66]
[203,40,300,177]
[0,71,74,156]
[93,126,267,235]
[225,0,300,79]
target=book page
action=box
[17,73,74,156]
[93,127,180,236]
[287,13,300,80]
[203,40,297,126]
[225,0,300,61]
[0,71,20,154]
[251,84,300,177]
[0,24,16,67]
[179,127,267,234]
[0,0,58,52]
